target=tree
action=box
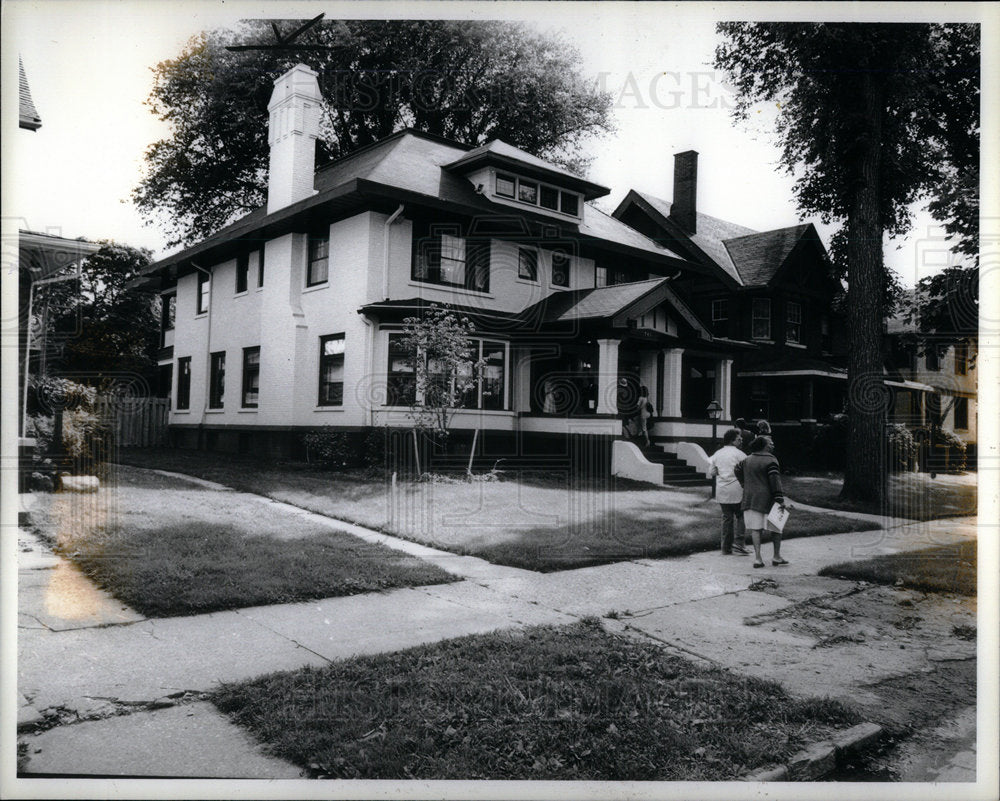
[37,242,159,389]
[714,23,979,503]
[133,19,614,247]
[398,306,485,473]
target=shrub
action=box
[887,423,918,472]
[26,377,115,474]
[302,428,355,469]
[361,427,389,470]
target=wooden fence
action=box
[96,397,169,447]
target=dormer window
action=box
[496,174,515,198]
[493,171,583,219]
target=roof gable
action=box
[722,224,814,287]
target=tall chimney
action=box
[267,64,322,214]
[669,150,698,234]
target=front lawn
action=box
[818,540,977,596]
[120,449,878,572]
[212,619,861,780]
[32,468,455,617]
[783,471,976,521]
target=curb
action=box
[744,721,883,782]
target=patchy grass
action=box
[211,619,861,780]
[32,467,455,617]
[783,472,977,521]
[120,449,877,573]
[818,540,977,596]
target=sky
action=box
[3,0,993,287]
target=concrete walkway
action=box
[15,472,981,782]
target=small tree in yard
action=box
[398,307,485,473]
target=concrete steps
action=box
[637,445,713,487]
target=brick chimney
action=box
[267,64,322,214]
[669,150,698,234]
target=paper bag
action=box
[766,502,789,533]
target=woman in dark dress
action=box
[735,435,787,568]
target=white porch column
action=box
[715,358,734,420]
[639,350,658,410]
[662,348,684,417]
[596,338,621,415]
[514,347,532,412]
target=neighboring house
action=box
[885,296,978,462]
[613,152,850,440]
[19,56,42,131]
[141,64,745,466]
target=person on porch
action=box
[708,429,749,555]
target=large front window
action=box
[412,230,490,292]
[318,334,345,406]
[752,298,771,340]
[209,351,225,409]
[385,334,506,410]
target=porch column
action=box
[715,358,733,420]
[596,338,621,415]
[662,348,684,417]
[639,350,658,411]
[514,347,532,412]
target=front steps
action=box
[636,443,713,487]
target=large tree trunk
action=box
[841,71,888,504]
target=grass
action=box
[211,619,861,780]
[818,540,977,596]
[32,467,455,617]
[119,449,878,572]
[782,471,977,521]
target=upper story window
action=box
[926,345,940,371]
[318,334,345,406]
[820,315,832,353]
[786,301,802,344]
[954,342,968,375]
[236,253,250,293]
[551,249,571,288]
[307,231,330,286]
[196,272,210,315]
[495,172,582,219]
[256,247,265,287]
[242,347,260,408]
[752,298,771,340]
[518,247,538,281]
[161,293,176,333]
[176,356,191,410]
[595,266,607,288]
[413,230,490,292]
[209,351,225,409]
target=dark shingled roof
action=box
[723,224,813,288]
[19,57,42,131]
[626,192,822,288]
[529,278,668,323]
[633,193,755,284]
[147,130,689,276]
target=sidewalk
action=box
[16,474,979,781]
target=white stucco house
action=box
[139,64,809,479]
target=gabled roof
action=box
[616,190,829,290]
[626,192,754,285]
[722,224,814,287]
[19,230,100,280]
[19,57,42,131]
[517,277,710,338]
[444,140,610,200]
[144,129,691,278]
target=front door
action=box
[681,354,716,418]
